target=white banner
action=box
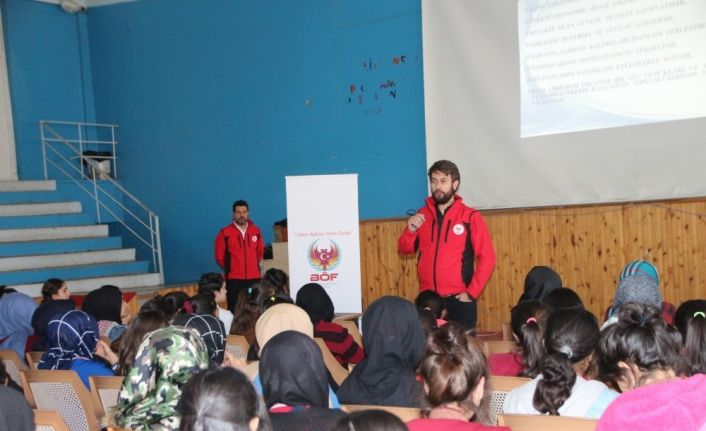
[286,174,362,313]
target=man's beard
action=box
[433,187,456,205]
[235,217,247,226]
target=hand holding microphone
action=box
[407,212,426,232]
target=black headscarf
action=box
[295,283,334,324]
[82,285,123,323]
[518,266,563,303]
[336,296,425,407]
[172,314,226,365]
[260,330,328,408]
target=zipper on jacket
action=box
[239,234,247,279]
[444,221,452,242]
[432,218,444,292]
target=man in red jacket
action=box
[215,200,264,311]
[398,160,496,332]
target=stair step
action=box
[0,190,72,204]
[0,260,151,285]
[0,180,56,192]
[0,224,108,243]
[0,236,123,257]
[0,213,96,229]
[0,248,136,272]
[9,272,161,297]
[0,201,81,217]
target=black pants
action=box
[443,295,478,335]
[226,278,259,311]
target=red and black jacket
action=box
[398,196,496,299]
[215,221,264,280]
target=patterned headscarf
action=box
[0,292,38,358]
[172,313,226,365]
[38,310,98,370]
[609,273,662,319]
[115,326,209,431]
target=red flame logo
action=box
[308,239,342,271]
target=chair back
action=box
[26,351,43,370]
[498,413,598,431]
[501,321,512,341]
[34,409,71,431]
[89,375,123,420]
[483,340,517,357]
[342,404,422,422]
[226,334,250,360]
[488,375,531,425]
[0,348,28,388]
[336,320,363,348]
[21,370,99,431]
[313,337,349,386]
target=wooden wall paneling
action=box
[553,205,624,322]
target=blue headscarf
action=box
[0,292,38,358]
[38,310,99,370]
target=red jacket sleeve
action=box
[397,226,418,255]
[467,211,496,299]
[256,227,264,262]
[215,230,226,269]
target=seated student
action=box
[172,294,226,365]
[115,296,175,376]
[260,331,347,430]
[262,267,290,297]
[543,287,584,311]
[248,303,340,406]
[415,290,448,327]
[198,272,234,333]
[595,373,706,431]
[178,367,270,431]
[408,323,510,431]
[81,284,132,342]
[31,278,75,351]
[38,310,115,388]
[0,291,37,359]
[0,384,34,431]
[598,302,682,392]
[674,299,706,376]
[295,282,365,367]
[115,326,210,431]
[334,410,408,431]
[488,300,548,377]
[605,260,675,325]
[337,296,426,407]
[503,308,618,418]
[518,266,563,303]
[231,283,292,347]
[163,290,193,316]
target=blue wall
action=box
[6,0,428,283]
[2,0,95,179]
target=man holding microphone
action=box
[398,160,496,333]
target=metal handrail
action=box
[39,120,164,283]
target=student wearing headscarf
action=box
[31,278,75,351]
[114,326,209,431]
[337,296,426,407]
[518,266,563,303]
[172,294,226,365]
[604,260,675,325]
[0,292,37,359]
[261,331,346,430]
[82,285,132,342]
[296,283,364,367]
[38,310,114,388]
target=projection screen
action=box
[421,0,706,209]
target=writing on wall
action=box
[346,54,417,116]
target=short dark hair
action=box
[178,367,266,431]
[543,287,584,311]
[41,278,65,301]
[232,200,249,212]
[197,272,224,298]
[428,160,460,183]
[415,290,444,319]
